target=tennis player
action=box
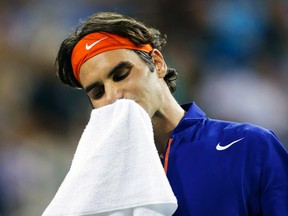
[55,12,288,215]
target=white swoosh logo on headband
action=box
[85,37,108,50]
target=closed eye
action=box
[84,61,133,100]
[113,63,132,82]
[87,84,104,100]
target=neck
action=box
[152,95,185,156]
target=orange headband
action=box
[71,32,153,82]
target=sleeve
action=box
[258,131,288,216]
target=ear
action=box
[150,49,167,78]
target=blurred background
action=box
[0,0,287,215]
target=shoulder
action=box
[207,118,278,143]
[208,118,288,161]
[225,121,283,151]
[199,118,286,155]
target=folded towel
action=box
[42,99,177,216]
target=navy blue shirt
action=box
[164,102,288,216]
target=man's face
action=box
[79,49,166,118]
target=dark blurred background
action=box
[0,0,287,215]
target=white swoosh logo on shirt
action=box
[216,137,244,151]
[85,37,108,50]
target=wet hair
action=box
[56,11,178,93]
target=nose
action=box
[104,85,123,105]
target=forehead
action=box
[82,49,139,69]
[79,49,143,83]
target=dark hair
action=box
[56,11,178,93]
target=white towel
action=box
[42,99,177,216]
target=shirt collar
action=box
[172,102,206,134]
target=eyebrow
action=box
[84,61,132,93]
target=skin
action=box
[79,48,185,155]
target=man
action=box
[56,12,288,215]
